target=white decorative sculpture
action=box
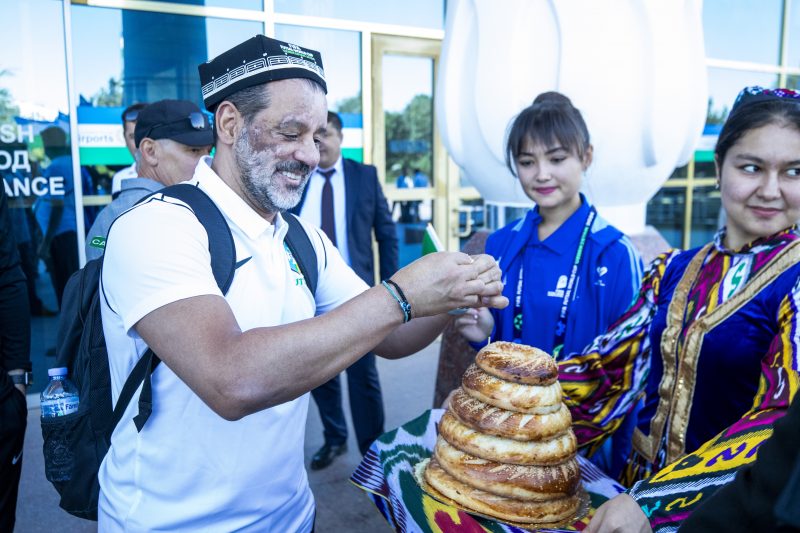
[436,0,708,234]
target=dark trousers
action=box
[48,230,78,309]
[311,352,384,455]
[0,389,27,533]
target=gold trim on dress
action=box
[633,240,800,465]
[632,244,711,463]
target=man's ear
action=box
[139,138,158,166]
[215,102,240,147]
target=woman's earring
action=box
[715,180,720,190]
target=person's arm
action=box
[370,168,399,281]
[134,252,503,421]
[106,203,506,422]
[614,274,800,532]
[678,394,800,532]
[558,251,677,454]
[1,273,30,397]
[0,187,31,397]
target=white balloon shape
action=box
[436,0,708,234]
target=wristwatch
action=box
[9,372,33,386]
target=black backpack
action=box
[41,183,318,520]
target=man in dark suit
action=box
[293,111,398,469]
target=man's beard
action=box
[234,127,311,213]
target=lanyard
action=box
[512,206,597,358]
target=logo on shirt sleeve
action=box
[89,236,106,249]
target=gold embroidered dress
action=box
[559,228,800,531]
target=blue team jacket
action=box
[485,197,643,358]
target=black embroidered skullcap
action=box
[198,35,327,111]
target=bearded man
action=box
[97,35,507,531]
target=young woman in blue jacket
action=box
[456,91,644,475]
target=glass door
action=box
[371,35,438,266]
[369,35,463,265]
[370,34,484,265]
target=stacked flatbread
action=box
[423,341,582,526]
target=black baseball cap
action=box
[134,99,214,148]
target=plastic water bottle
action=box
[40,367,79,418]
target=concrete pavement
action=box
[14,341,442,532]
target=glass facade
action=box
[383,54,434,190]
[702,0,783,65]
[706,68,778,124]
[71,5,262,200]
[1,0,74,389]
[275,0,444,30]
[3,0,800,391]
[1,0,445,394]
[644,0,800,248]
[690,185,722,248]
[790,2,800,68]
[150,0,264,8]
[646,187,685,249]
[275,24,363,161]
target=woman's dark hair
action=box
[505,91,590,176]
[715,99,800,165]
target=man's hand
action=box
[586,494,652,533]
[391,252,507,318]
[454,307,494,343]
[8,370,27,397]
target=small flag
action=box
[422,223,444,255]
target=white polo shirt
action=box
[98,157,368,532]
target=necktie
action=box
[319,168,336,246]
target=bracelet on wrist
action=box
[381,280,412,323]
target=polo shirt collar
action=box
[193,156,284,241]
[529,193,592,255]
[121,177,162,192]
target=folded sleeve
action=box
[559,251,677,455]
[678,393,800,532]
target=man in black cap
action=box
[85,99,213,261]
[97,35,507,532]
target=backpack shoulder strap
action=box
[113,183,237,431]
[283,212,319,296]
[157,183,236,293]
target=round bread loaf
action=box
[434,437,581,501]
[448,388,572,441]
[476,341,558,385]
[438,411,577,465]
[423,457,582,525]
[462,364,563,414]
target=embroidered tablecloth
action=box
[350,409,625,533]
